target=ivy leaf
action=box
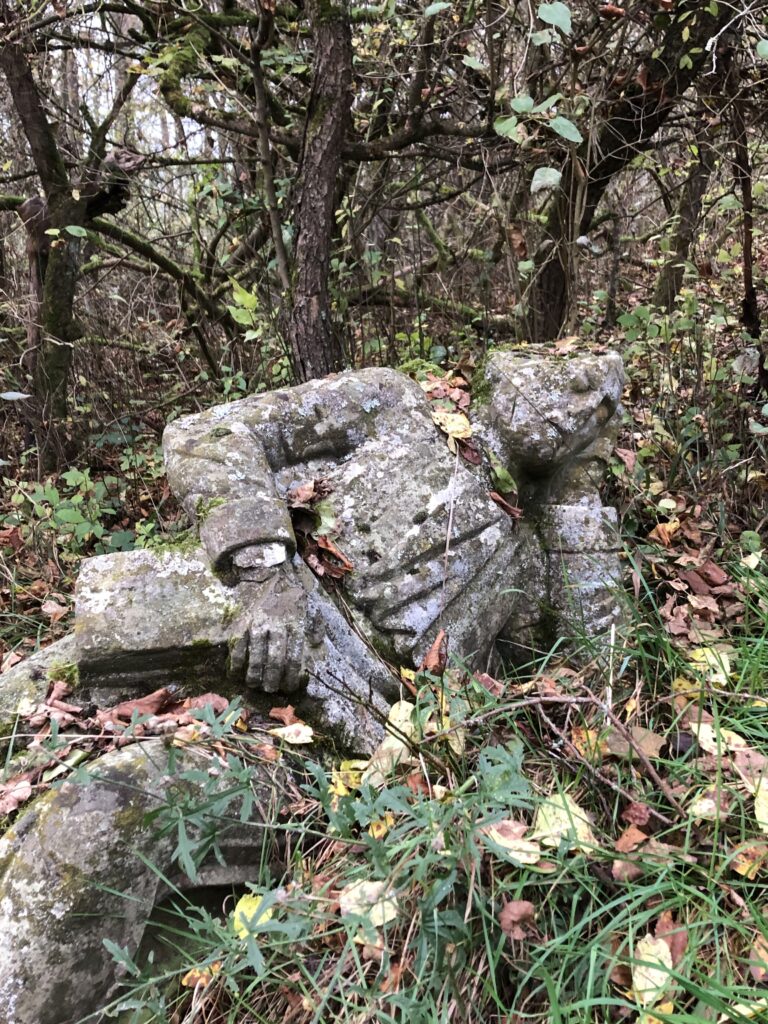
[758,40,768,59]
[424,1,450,15]
[64,224,88,237]
[462,55,486,71]
[537,1,572,35]
[549,115,583,143]
[531,166,562,193]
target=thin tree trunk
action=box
[281,0,352,382]
[526,0,731,342]
[653,124,716,312]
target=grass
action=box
[73,560,768,1024]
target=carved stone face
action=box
[475,350,625,474]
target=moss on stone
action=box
[47,660,79,688]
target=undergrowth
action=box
[76,563,768,1024]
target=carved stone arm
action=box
[163,416,295,576]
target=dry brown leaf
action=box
[655,911,688,967]
[0,776,33,815]
[612,858,644,882]
[420,629,447,676]
[749,932,768,983]
[40,599,68,622]
[269,705,300,727]
[473,672,505,698]
[615,825,648,853]
[499,900,535,941]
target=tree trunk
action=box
[653,125,716,312]
[527,0,731,342]
[281,0,352,382]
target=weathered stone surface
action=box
[0,738,288,1024]
[163,368,529,673]
[0,634,78,720]
[475,349,624,474]
[3,354,627,740]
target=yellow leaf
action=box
[362,701,417,787]
[688,646,731,686]
[671,675,702,713]
[731,843,768,879]
[232,893,273,939]
[479,819,542,865]
[631,933,673,1007]
[338,759,369,789]
[718,998,768,1022]
[368,813,395,839]
[268,722,314,744]
[181,962,221,988]
[755,787,768,835]
[532,793,597,853]
[431,407,472,440]
[338,880,398,927]
[690,722,748,755]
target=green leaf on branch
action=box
[493,115,520,140]
[424,1,451,15]
[757,40,768,59]
[531,166,562,193]
[549,115,582,143]
[64,225,88,238]
[511,95,534,114]
[537,2,571,35]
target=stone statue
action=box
[0,349,626,1024]
[67,350,625,744]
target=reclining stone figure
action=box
[0,349,625,1024]
[67,350,625,746]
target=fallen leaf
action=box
[631,933,673,1007]
[532,793,597,852]
[648,519,680,547]
[754,786,768,835]
[731,843,768,879]
[479,819,542,865]
[181,962,221,988]
[612,858,645,882]
[420,629,447,675]
[0,776,33,815]
[339,880,398,927]
[489,491,523,518]
[269,705,300,726]
[749,932,768,983]
[655,911,688,967]
[615,825,647,853]
[688,787,731,821]
[368,813,395,840]
[690,721,748,756]
[268,722,314,744]
[232,893,273,938]
[499,900,535,941]
[40,599,68,622]
[98,686,177,723]
[614,448,636,473]
[473,672,505,698]
[604,726,666,761]
[431,407,473,445]
[717,998,768,1022]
